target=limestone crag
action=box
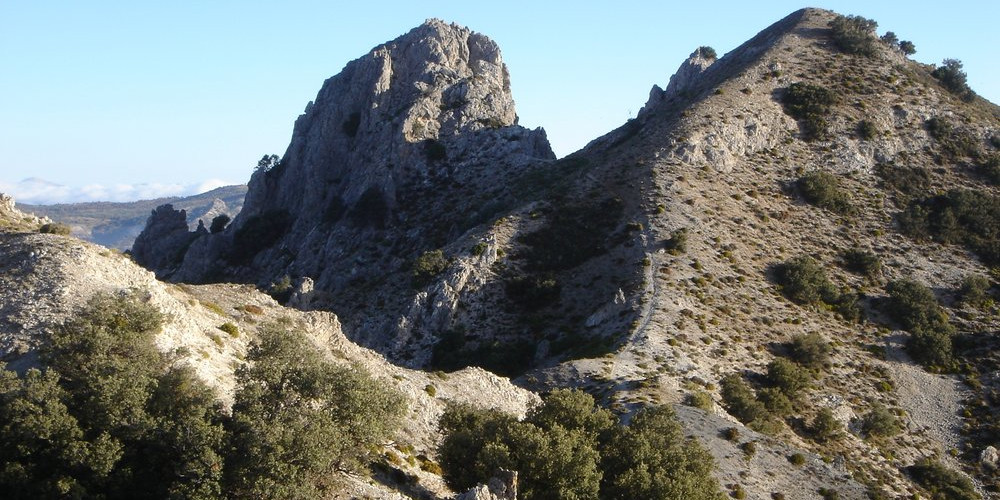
[132,204,205,278]
[136,19,554,356]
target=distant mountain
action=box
[22,185,247,249]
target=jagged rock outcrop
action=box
[0,193,49,232]
[136,19,555,356]
[640,47,717,116]
[131,204,204,277]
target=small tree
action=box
[810,408,842,443]
[899,40,916,55]
[798,171,853,214]
[697,46,717,60]
[861,402,901,438]
[829,15,879,57]
[774,256,839,305]
[932,59,975,101]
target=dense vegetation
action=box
[797,171,853,214]
[885,280,956,370]
[438,389,723,500]
[0,292,405,499]
[829,15,879,57]
[782,83,836,141]
[898,189,1000,266]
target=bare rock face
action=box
[640,47,716,116]
[131,204,205,278]
[137,19,554,356]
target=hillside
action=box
[10,7,1000,499]
[22,184,247,249]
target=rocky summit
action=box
[45,6,1000,498]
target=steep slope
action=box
[531,8,999,499]
[0,195,538,499]
[23,184,247,249]
[129,9,1000,498]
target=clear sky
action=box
[2,1,997,204]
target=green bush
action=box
[0,292,229,499]
[861,402,902,438]
[720,373,770,427]
[787,333,831,370]
[898,189,1000,266]
[907,458,980,500]
[686,390,714,411]
[38,222,72,235]
[931,59,975,102]
[697,46,717,60]
[664,228,689,255]
[412,249,449,287]
[925,117,980,161]
[438,393,723,500]
[774,256,839,305]
[789,453,807,466]
[899,40,916,55]
[857,120,878,140]
[765,358,811,399]
[218,322,240,338]
[810,408,842,443]
[885,279,956,369]
[876,163,930,204]
[957,274,993,309]
[798,171,853,214]
[782,83,836,141]
[841,248,881,278]
[227,326,406,497]
[980,154,1000,184]
[829,15,879,57]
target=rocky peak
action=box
[131,204,201,278]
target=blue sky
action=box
[2,1,997,204]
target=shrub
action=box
[857,120,878,140]
[876,163,930,204]
[227,326,406,497]
[861,402,902,438]
[898,189,1000,265]
[757,387,794,417]
[424,384,437,397]
[720,373,770,427]
[787,333,831,370]
[789,453,807,466]
[218,322,240,338]
[782,83,836,141]
[686,390,714,411]
[907,458,980,500]
[925,117,980,161]
[38,222,72,235]
[664,228,689,255]
[765,358,811,399]
[774,256,839,305]
[722,427,740,441]
[841,248,881,278]
[798,171,853,214]
[810,408,842,443]
[899,40,916,56]
[829,15,879,56]
[412,249,449,287]
[957,274,992,309]
[697,46,717,60]
[885,279,956,369]
[980,154,1000,184]
[209,214,231,233]
[931,59,975,102]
